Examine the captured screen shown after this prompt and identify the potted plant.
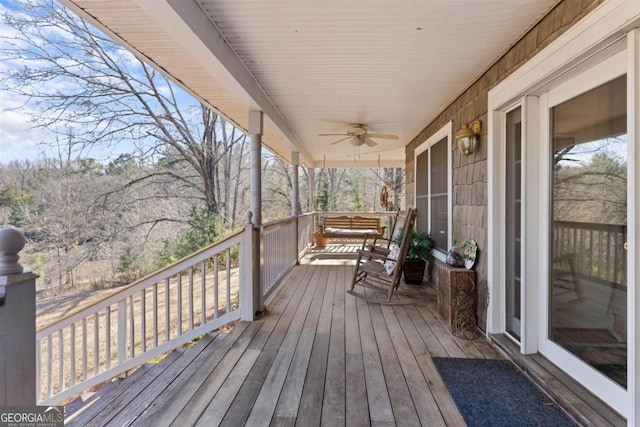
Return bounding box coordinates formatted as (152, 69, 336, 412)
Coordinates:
(394, 227, 435, 284)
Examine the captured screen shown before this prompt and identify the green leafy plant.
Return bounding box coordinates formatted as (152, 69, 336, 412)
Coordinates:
(393, 227, 435, 262)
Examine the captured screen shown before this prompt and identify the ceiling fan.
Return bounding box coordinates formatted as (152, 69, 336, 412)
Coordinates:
(319, 124, 399, 147)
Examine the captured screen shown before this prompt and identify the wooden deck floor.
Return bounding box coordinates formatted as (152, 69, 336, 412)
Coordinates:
(66, 245, 503, 426)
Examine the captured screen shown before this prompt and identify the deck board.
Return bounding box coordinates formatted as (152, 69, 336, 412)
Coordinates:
(320, 265, 346, 426)
(270, 266, 327, 427)
(356, 291, 395, 424)
(368, 297, 422, 426)
(344, 266, 370, 427)
(245, 265, 322, 426)
(69, 246, 510, 426)
(381, 305, 446, 427)
(213, 264, 317, 427)
(295, 263, 334, 426)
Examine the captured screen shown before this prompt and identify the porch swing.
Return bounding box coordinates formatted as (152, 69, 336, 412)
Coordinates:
(347, 208, 417, 304)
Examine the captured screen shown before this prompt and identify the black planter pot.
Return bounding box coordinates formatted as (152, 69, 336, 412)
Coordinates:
(403, 259, 426, 284)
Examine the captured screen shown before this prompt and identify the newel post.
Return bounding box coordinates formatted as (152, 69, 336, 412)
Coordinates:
(0, 227, 38, 405)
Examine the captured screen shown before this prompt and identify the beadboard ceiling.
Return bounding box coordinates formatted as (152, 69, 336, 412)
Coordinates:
(61, 0, 559, 167)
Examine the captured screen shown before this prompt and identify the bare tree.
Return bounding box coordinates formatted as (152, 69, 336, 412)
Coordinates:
(1, 0, 248, 227)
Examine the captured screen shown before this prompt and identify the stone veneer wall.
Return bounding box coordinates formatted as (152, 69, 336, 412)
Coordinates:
(405, 0, 603, 330)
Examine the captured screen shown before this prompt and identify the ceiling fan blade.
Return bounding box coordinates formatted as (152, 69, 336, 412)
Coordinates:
(366, 133, 398, 140)
(364, 138, 378, 147)
(319, 133, 349, 136)
(329, 136, 351, 145)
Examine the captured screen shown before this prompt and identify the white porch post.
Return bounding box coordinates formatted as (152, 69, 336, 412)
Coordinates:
(248, 110, 263, 317)
(308, 167, 315, 212)
(250, 111, 263, 227)
(291, 151, 300, 217)
(291, 152, 300, 263)
(0, 228, 37, 405)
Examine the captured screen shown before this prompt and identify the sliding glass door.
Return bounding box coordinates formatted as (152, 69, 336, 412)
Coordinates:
(548, 74, 627, 388)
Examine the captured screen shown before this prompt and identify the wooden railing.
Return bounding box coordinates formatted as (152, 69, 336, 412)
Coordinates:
(261, 217, 298, 300)
(35, 213, 316, 405)
(260, 213, 315, 302)
(554, 220, 627, 287)
(36, 231, 247, 405)
(297, 212, 314, 259)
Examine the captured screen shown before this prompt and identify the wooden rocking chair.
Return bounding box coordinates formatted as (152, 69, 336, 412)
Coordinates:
(347, 209, 417, 304)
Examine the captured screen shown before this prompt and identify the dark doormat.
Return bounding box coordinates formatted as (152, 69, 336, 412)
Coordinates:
(432, 358, 576, 427)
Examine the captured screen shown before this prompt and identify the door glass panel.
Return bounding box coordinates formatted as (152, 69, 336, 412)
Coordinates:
(506, 107, 522, 340)
(550, 75, 627, 388)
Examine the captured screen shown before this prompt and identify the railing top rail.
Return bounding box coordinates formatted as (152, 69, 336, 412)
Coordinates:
(36, 230, 244, 336)
(261, 216, 298, 230)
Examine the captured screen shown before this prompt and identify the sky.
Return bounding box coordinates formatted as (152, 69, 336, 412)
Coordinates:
(0, 0, 208, 165)
(0, 1, 58, 163)
(0, 0, 42, 163)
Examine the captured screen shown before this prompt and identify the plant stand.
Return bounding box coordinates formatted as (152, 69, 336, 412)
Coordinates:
(436, 262, 476, 327)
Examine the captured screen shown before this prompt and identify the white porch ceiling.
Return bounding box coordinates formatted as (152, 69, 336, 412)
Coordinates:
(61, 0, 559, 168)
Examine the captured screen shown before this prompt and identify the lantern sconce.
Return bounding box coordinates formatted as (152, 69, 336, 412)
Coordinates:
(455, 120, 482, 156)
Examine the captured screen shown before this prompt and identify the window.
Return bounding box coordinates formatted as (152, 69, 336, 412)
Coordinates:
(414, 123, 451, 254)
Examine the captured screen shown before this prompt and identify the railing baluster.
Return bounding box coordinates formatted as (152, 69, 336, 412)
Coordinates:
(93, 313, 99, 377)
(93, 312, 100, 375)
(70, 323, 76, 387)
(47, 335, 52, 398)
(153, 283, 158, 348)
(82, 318, 87, 382)
(36, 340, 41, 401)
(189, 266, 194, 331)
(177, 272, 182, 335)
(141, 289, 146, 353)
(214, 257, 219, 318)
(588, 230, 593, 276)
(118, 300, 126, 366)
(614, 233, 620, 284)
(58, 330, 64, 393)
(606, 232, 612, 283)
(597, 230, 603, 279)
(105, 306, 111, 370)
(201, 261, 207, 324)
(165, 278, 170, 342)
(226, 248, 231, 310)
(129, 295, 135, 359)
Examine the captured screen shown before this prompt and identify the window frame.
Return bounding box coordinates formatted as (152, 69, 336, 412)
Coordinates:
(413, 121, 452, 262)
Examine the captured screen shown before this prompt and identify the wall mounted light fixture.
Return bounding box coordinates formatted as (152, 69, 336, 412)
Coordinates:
(455, 120, 482, 156)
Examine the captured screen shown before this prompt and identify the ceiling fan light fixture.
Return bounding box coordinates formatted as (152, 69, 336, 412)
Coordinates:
(349, 136, 364, 146)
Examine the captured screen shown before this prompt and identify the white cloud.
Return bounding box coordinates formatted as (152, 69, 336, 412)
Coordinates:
(0, 91, 52, 162)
